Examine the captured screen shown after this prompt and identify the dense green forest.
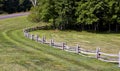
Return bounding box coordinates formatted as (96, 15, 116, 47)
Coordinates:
(29, 0, 120, 32)
(1, 0, 120, 32)
(0, 0, 32, 14)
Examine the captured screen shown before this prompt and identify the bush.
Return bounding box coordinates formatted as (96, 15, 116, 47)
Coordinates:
(28, 7, 41, 22)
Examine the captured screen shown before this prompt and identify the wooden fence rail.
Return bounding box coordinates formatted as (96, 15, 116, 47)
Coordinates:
(23, 27, 120, 67)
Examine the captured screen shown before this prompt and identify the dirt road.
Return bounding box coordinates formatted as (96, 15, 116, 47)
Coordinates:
(0, 12, 29, 20)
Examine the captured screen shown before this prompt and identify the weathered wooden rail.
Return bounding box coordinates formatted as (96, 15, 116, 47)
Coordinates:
(23, 26, 120, 67)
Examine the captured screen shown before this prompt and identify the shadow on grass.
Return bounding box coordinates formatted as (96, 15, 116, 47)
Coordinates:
(27, 25, 120, 35)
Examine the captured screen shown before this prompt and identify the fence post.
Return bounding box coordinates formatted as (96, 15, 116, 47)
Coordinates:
(62, 42, 65, 50)
(29, 34, 31, 39)
(96, 48, 100, 59)
(50, 39, 54, 46)
(36, 35, 39, 42)
(52, 39, 54, 46)
(76, 44, 80, 53)
(44, 36, 46, 42)
(42, 35, 46, 43)
(50, 39, 52, 46)
(42, 36, 44, 43)
(119, 51, 120, 67)
(25, 33, 28, 37)
(25, 32, 27, 37)
(27, 33, 30, 38)
(31, 34, 34, 40)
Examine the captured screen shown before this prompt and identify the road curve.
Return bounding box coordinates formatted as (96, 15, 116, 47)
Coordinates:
(0, 12, 29, 20)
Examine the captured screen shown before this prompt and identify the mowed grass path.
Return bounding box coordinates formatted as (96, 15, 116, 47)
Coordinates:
(31, 30, 120, 54)
(0, 16, 119, 71)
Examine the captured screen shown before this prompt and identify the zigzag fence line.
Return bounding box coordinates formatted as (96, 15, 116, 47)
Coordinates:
(23, 26, 120, 67)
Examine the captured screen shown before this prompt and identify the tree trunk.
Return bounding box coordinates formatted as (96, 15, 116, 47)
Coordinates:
(89, 25, 91, 30)
(60, 25, 63, 30)
(97, 23, 99, 32)
(108, 23, 111, 32)
(94, 23, 97, 32)
(53, 18, 56, 29)
(30, 0, 37, 7)
(82, 24, 84, 31)
(92, 24, 94, 31)
(116, 23, 118, 32)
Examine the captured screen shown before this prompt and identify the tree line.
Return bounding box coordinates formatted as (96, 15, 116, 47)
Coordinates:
(0, 0, 32, 14)
(30, 0, 119, 32)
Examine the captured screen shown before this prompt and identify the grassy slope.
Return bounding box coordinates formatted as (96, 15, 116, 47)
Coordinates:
(0, 16, 119, 71)
(30, 30, 120, 54)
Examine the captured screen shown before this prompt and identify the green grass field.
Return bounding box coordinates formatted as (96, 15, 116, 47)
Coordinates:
(0, 16, 120, 71)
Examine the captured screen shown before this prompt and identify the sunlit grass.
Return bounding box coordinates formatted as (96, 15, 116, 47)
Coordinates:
(30, 30, 120, 54)
(0, 16, 119, 71)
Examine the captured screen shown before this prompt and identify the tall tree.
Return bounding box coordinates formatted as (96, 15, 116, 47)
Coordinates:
(0, 0, 4, 13)
(29, 0, 120, 32)
(55, 0, 77, 30)
(30, 0, 37, 7)
(0, 0, 32, 14)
